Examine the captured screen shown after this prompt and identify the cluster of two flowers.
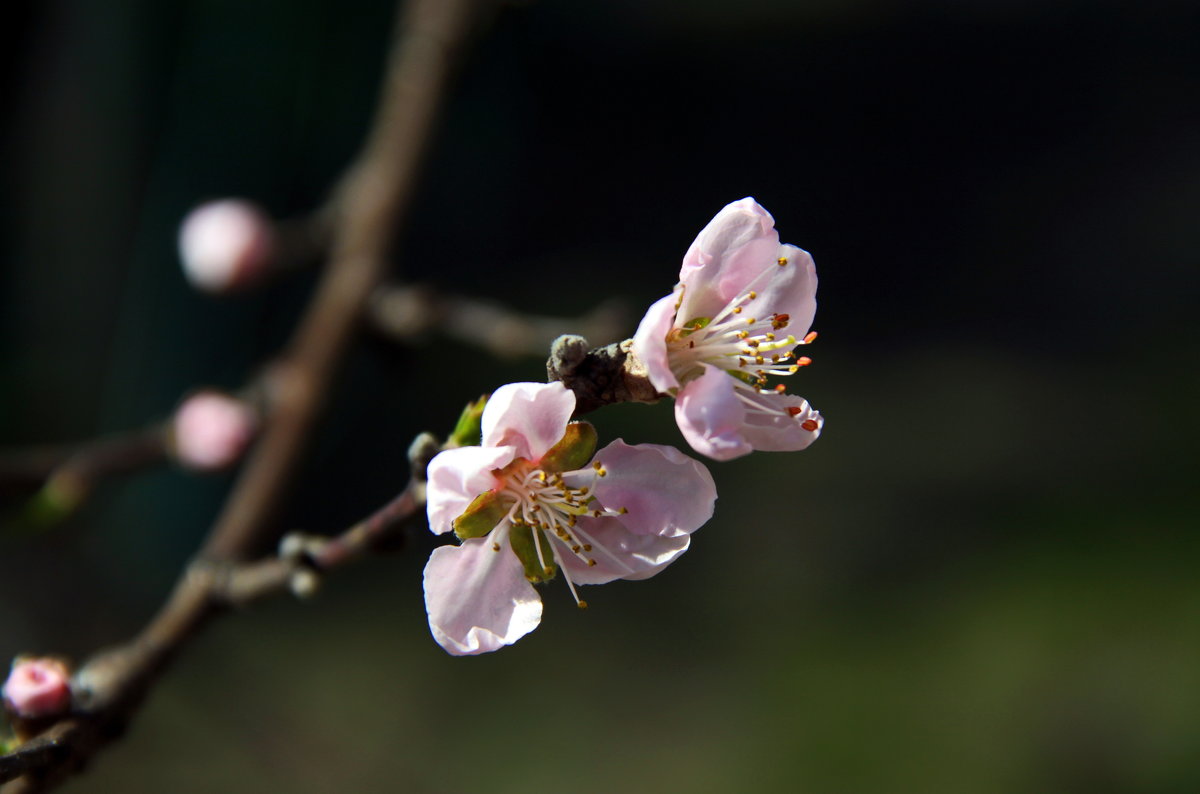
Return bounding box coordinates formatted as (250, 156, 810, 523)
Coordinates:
(424, 198, 824, 655)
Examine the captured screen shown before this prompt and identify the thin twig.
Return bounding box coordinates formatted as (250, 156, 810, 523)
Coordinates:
(201, 0, 477, 563)
(0, 0, 479, 789)
(0, 427, 167, 507)
(367, 283, 630, 358)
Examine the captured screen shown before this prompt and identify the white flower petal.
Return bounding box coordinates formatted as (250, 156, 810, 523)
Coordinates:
(677, 198, 781, 322)
(588, 440, 716, 537)
(481, 382, 576, 462)
(741, 243, 818, 337)
(738, 391, 823, 452)
(423, 537, 543, 656)
(674, 364, 753, 460)
(631, 293, 681, 394)
(556, 517, 691, 585)
(425, 445, 516, 535)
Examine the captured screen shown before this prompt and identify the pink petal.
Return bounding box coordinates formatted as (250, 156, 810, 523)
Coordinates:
(425, 445, 516, 535)
(555, 517, 691, 585)
(423, 537, 543, 656)
(677, 198, 781, 322)
(674, 364, 753, 461)
(738, 391, 824, 452)
(587, 440, 716, 537)
(741, 243, 818, 338)
(630, 293, 681, 394)
(481, 382, 576, 462)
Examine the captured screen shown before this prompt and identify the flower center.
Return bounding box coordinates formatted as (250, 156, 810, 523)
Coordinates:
(666, 289, 814, 394)
(492, 460, 628, 608)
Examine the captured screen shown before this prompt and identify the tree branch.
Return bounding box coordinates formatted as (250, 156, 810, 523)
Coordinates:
(0, 0, 480, 789)
(201, 0, 477, 562)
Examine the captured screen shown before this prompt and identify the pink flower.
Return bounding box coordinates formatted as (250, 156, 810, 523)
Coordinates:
(178, 199, 276, 293)
(632, 198, 824, 461)
(423, 382, 716, 655)
(172, 391, 258, 471)
(3, 658, 71, 719)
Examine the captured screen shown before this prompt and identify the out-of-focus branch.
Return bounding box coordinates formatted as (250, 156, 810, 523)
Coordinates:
(0, 428, 167, 513)
(0, 434, 438, 793)
(367, 284, 630, 358)
(201, 0, 477, 563)
(0, 0, 480, 789)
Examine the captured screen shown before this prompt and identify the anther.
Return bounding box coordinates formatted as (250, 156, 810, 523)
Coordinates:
(801, 419, 819, 431)
(772, 314, 790, 329)
(578, 600, 589, 609)
(775, 384, 787, 393)
(803, 331, 818, 344)
(786, 406, 804, 417)
(747, 290, 758, 299)
(492, 542, 501, 551)
(732, 307, 743, 314)
(777, 257, 788, 266)
(796, 356, 812, 367)
(586, 560, 597, 567)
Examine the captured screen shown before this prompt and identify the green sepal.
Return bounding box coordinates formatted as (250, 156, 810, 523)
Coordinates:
(452, 490, 511, 540)
(678, 316, 711, 336)
(727, 369, 760, 386)
(448, 395, 488, 449)
(509, 524, 557, 583)
(539, 421, 598, 474)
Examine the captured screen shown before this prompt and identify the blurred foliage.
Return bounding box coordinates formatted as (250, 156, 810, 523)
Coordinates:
(2, 0, 1198, 791)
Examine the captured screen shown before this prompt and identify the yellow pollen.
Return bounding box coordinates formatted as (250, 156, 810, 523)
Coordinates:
(746, 317, 757, 325)
(578, 600, 589, 608)
(492, 542, 501, 551)
(582, 544, 592, 551)
(777, 257, 788, 266)
(766, 333, 775, 340)
(572, 545, 581, 553)
(755, 355, 765, 365)
(543, 565, 554, 576)
(737, 331, 749, 339)
(619, 507, 628, 514)
(586, 560, 597, 567)
(748, 290, 758, 299)
(732, 306, 743, 314)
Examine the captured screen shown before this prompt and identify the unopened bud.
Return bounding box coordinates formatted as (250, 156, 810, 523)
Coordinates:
(179, 199, 276, 292)
(172, 391, 258, 471)
(3, 658, 71, 719)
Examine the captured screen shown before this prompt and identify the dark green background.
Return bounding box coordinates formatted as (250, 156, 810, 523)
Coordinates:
(2, 0, 1198, 791)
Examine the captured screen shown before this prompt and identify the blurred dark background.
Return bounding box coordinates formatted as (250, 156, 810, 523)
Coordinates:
(3, 0, 1199, 791)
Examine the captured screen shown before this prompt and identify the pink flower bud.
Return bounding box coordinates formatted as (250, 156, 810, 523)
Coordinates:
(3, 658, 71, 719)
(172, 391, 258, 471)
(178, 199, 276, 292)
